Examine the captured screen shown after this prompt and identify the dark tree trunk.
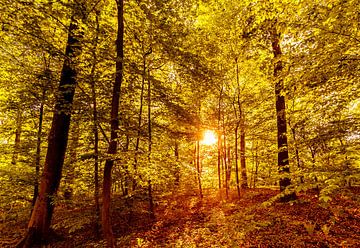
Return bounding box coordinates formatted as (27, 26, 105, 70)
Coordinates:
(239, 116, 248, 189)
(290, 126, 303, 183)
(217, 87, 223, 190)
(254, 146, 259, 188)
(148, 180, 155, 219)
(17, 14, 83, 248)
(133, 50, 150, 191)
(123, 124, 130, 196)
(196, 140, 203, 199)
(90, 10, 101, 230)
(32, 95, 44, 206)
(148, 68, 152, 155)
(217, 133, 222, 190)
(223, 134, 229, 198)
(271, 23, 296, 202)
(226, 146, 231, 189)
(174, 139, 180, 186)
(147, 68, 155, 219)
(235, 59, 248, 189)
(102, 0, 124, 247)
(310, 147, 319, 190)
(234, 125, 240, 198)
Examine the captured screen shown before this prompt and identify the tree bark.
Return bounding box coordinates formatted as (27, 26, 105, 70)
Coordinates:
(174, 139, 180, 186)
(17, 13, 83, 248)
(234, 125, 240, 198)
(32, 91, 45, 206)
(147, 68, 155, 219)
(235, 59, 248, 189)
(134, 50, 151, 190)
(270, 23, 296, 202)
(101, 0, 124, 246)
(227, 146, 231, 190)
(223, 134, 228, 198)
(90, 9, 101, 235)
(240, 116, 248, 189)
(196, 140, 203, 199)
(217, 87, 223, 190)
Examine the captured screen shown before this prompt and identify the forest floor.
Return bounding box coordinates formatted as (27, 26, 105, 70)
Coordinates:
(1, 187, 360, 247)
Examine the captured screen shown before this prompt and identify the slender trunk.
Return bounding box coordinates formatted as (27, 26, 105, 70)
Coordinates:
(133, 55, 147, 191)
(102, 1, 124, 246)
(222, 94, 226, 191)
(123, 130, 130, 196)
(32, 95, 45, 206)
(12, 110, 22, 165)
(147, 68, 155, 219)
(240, 115, 248, 189)
(196, 140, 203, 199)
(310, 147, 319, 189)
(223, 134, 228, 198)
(227, 146, 231, 191)
(271, 23, 296, 202)
(133, 50, 151, 190)
(148, 179, 155, 219)
(235, 59, 248, 189)
(90, 10, 101, 230)
(254, 152, 259, 188)
(235, 126, 240, 198)
(291, 127, 303, 183)
(17, 13, 83, 248)
(194, 143, 197, 183)
(217, 87, 223, 190)
(148, 68, 152, 155)
(174, 140, 180, 186)
(254, 144, 259, 188)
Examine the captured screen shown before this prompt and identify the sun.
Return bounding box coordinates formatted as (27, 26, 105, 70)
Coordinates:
(201, 130, 217, 145)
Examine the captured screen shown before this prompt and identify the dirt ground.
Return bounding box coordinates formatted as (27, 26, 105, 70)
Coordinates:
(1, 188, 359, 247)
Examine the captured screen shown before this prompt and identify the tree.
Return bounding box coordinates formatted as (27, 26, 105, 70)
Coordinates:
(101, 0, 124, 246)
(270, 22, 297, 201)
(17, 5, 85, 247)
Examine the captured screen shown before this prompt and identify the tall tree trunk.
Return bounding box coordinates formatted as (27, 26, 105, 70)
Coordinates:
(196, 140, 203, 199)
(102, 0, 124, 246)
(11, 109, 22, 165)
(227, 146, 231, 192)
(217, 133, 222, 191)
(17, 13, 83, 248)
(310, 147, 319, 190)
(147, 68, 152, 155)
(174, 139, 180, 186)
(254, 143, 259, 188)
(290, 126, 303, 183)
(223, 134, 228, 198)
(134, 50, 151, 190)
(90, 10, 101, 231)
(147, 68, 155, 219)
(235, 58, 248, 189)
(270, 23, 296, 202)
(217, 87, 223, 190)
(123, 124, 130, 196)
(133, 58, 146, 191)
(32, 92, 45, 206)
(234, 125, 240, 198)
(193, 143, 198, 184)
(239, 115, 248, 189)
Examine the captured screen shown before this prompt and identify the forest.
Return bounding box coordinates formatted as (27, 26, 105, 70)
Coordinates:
(0, 0, 359, 247)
